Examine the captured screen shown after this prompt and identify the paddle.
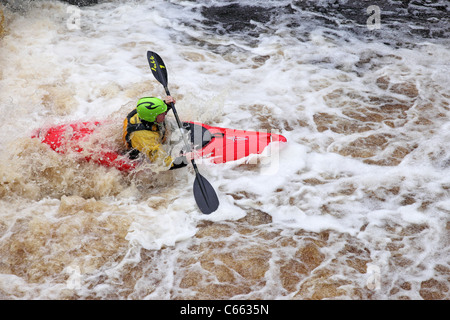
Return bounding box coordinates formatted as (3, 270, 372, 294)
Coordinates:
(147, 51, 219, 215)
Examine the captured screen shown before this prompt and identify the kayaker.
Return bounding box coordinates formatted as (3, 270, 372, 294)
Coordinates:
(123, 96, 187, 170)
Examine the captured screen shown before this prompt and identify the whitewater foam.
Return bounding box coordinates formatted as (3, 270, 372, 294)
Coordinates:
(0, 0, 448, 300)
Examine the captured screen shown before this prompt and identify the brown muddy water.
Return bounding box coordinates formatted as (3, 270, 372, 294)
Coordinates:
(0, 0, 449, 300)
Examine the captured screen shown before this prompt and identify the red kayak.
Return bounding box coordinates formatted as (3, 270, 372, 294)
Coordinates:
(31, 121, 287, 172)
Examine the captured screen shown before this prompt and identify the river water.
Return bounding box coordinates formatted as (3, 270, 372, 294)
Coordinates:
(0, 0, 449, 299)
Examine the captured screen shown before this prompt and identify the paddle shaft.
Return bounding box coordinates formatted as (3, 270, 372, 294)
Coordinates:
(163, 86, 200, 174)
(164, 87, 216, 214)
(147, 51, 219, 214)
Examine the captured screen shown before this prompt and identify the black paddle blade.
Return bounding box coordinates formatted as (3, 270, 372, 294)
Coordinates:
(147, 51, 168, 88)
(193, 174, 219, 215)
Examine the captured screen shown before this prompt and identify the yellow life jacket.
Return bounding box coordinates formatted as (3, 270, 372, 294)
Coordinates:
(122, 109, 168, 160)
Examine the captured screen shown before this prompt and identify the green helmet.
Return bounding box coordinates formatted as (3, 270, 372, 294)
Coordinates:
(136, 97, 168, 122)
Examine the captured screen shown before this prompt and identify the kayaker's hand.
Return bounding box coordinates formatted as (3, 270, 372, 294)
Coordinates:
(164, 96, 176, 105)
